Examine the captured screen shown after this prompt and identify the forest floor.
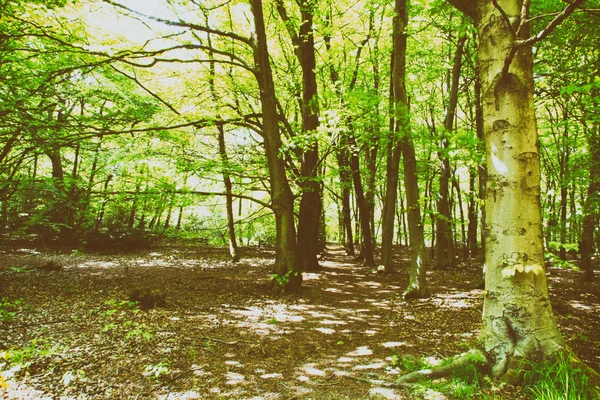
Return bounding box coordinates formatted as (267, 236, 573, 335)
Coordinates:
(0, 238, 599, 400)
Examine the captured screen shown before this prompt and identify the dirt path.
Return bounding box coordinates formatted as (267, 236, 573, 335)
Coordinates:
(1, 241, 599, 399)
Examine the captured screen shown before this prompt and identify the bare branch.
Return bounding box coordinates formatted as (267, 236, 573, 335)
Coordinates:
(502, 0, 586, 77)
(110, 66, 181, 115)
(515, 0, 586, 48)
(102, 0, 255, 49)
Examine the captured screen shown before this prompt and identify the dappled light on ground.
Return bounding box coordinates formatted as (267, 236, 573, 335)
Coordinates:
(0, 243, 598, 399)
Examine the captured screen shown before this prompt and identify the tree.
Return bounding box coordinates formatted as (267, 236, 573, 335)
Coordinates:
(395, 0, 429, 298)
(434, 28, 466, 270)
(252, 0, 302, 292)
(412, 0, 584, 379)
(275, 0, 322, 272)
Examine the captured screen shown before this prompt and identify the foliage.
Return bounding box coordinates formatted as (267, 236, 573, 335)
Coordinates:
(387, 353, 496, 399)
(271, 270, 300, 287)
(388, 353, 427, 373)
(0, 338, 64, 383)
(0, 298, 24, 321)
(93, 298, 155, 341)
(144, 361, 170, 379)
(521, 352, 599, 400)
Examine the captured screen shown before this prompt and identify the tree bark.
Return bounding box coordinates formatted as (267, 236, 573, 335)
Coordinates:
(339, 148, 355, 256)
(394, 0, 428, 299)
(381, 21, 406, 271)
(252, 0, 301, 292)
(348, 132, 376, 267)
(581, 127, 599, 281)
(434, 34, 465, 269)
(471, 0, 565, 379)
(218, 124, 240, 262)
(294, 0, 321, 272)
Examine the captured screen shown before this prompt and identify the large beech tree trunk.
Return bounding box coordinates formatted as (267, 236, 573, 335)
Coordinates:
(448, 0, 566, 379)
(252, 0, 301, 292)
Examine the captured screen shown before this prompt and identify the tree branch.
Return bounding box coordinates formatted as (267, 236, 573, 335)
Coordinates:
(91, 190, 272, 210)
(102, 0, 255, 48)
(491, 0, 517, 39)
(110, 66, 181, 115)
(515, 0, 586, 48)
(444, 0, 477, 20)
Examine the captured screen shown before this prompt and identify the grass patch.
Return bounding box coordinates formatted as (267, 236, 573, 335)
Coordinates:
(522, 352, 599, 400)
(388, 352, 504, 399)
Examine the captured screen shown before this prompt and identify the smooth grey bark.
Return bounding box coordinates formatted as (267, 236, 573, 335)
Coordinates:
(445, 0, 568, 379)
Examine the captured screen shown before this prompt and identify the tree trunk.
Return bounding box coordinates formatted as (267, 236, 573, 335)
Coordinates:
(474, 0, 565, 379)
(349, 132, 376, 267)
(339, 149, 355, 256)
(581, 128, 599, 281)
(252, 0, 301, 292)
(453, 175, 467, 259)
(218, 124, 240, 262)
(467, 169, 478, 257)
(435, 34, 465, 269)
(176, 205, 184, 230)
(381, 20, 407, 271)
(128, 179, 141, 231)
(95, 174, 113, 230)
(395, 0, 428, 299)
(163, 202, 173, 230)
(398, 178, 408, 246)
(295, 0, 321, 272)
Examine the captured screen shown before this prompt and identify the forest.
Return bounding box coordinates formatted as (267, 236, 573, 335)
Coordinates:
(0, 0, 599, 398)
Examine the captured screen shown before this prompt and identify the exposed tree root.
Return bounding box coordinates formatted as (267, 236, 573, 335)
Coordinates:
(391, 349, 488, 386)
(402, 286, 429, 300)
(389, 348, 600, 398)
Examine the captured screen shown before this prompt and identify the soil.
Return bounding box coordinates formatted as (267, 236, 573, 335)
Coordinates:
(0, 239, 599, 399)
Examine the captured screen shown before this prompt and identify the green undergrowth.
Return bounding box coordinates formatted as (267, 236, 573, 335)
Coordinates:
(389, 352, 503, 399)
(388, 351, 599, 399)
(1, 337, 65, 385)
(521, 352, 600, 400)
